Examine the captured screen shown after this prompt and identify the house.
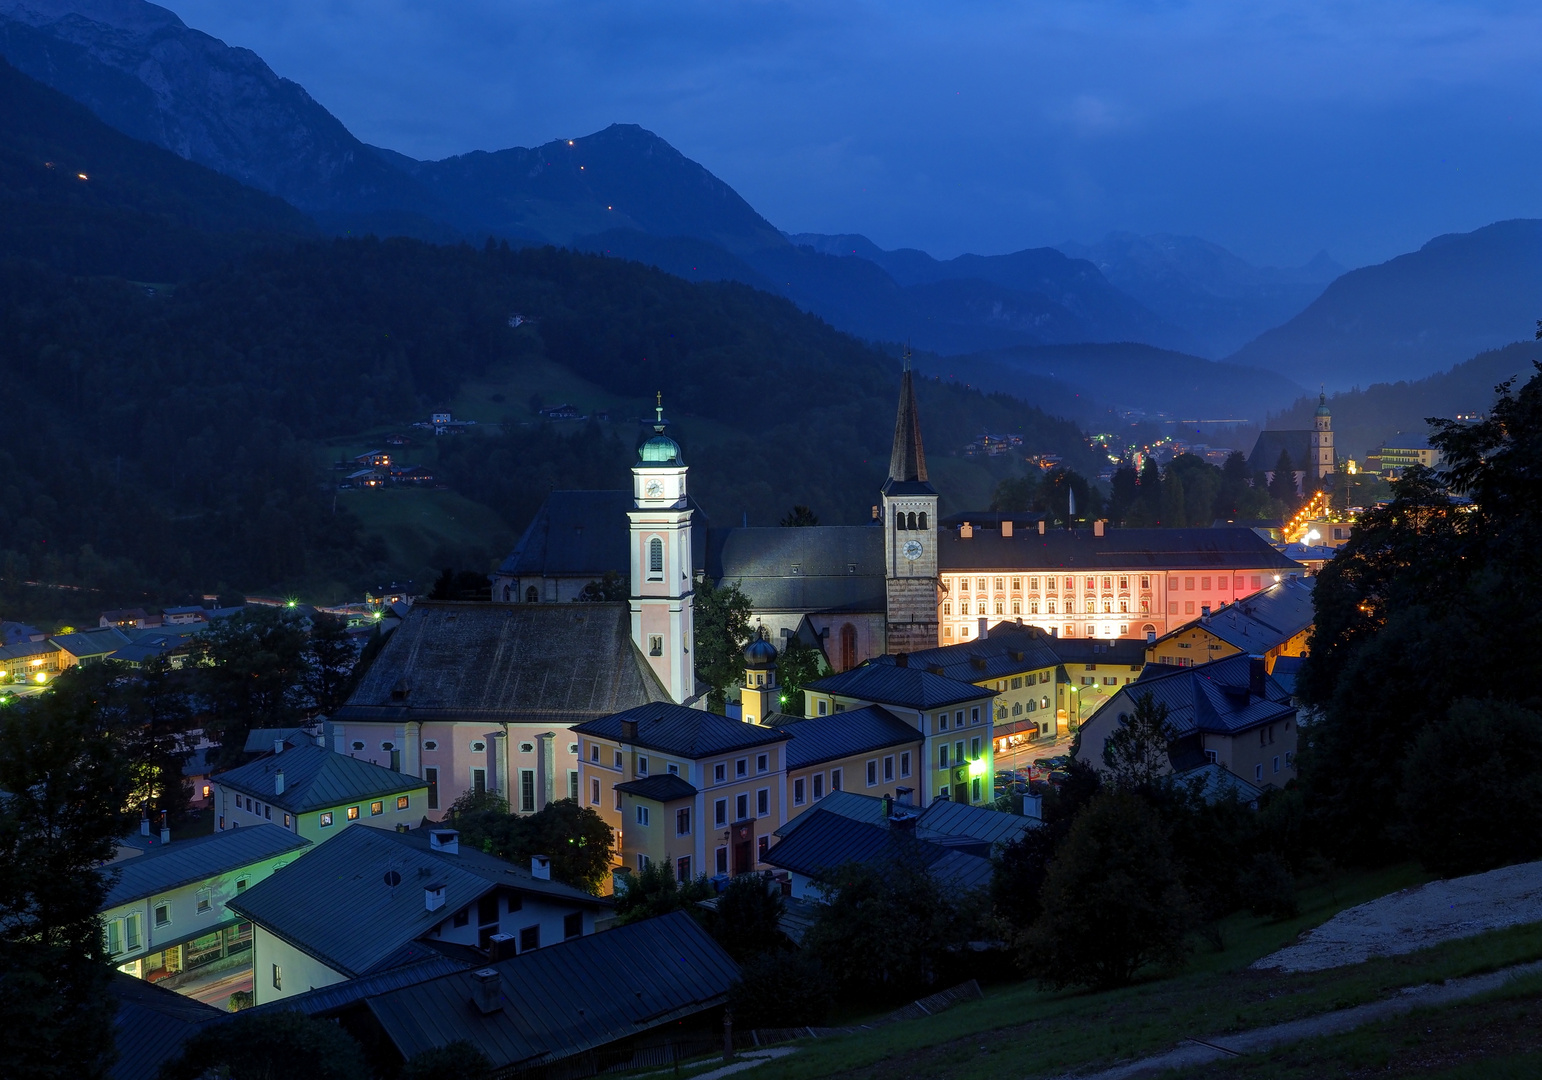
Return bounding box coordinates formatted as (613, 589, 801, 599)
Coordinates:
(210, 743, 427, 842)
(0, 638, 62, 684)
(101, 824, 310, 989)
(333, 601, 669, 818)
(802, 660, 998, 806)
(1076, 654, 1299, 790)
(388, 464, 435, 485)
(538, 402, 583, 420)
(1, 619, 45, 645)
(161, 607, 209, 627)
(108, 973, 224, 1080)
(762, 806, 994, 900)
(228, 824, 611, 1005)
(777, 706, 924, 820)
(575, 702, 790, 881)
(354, 450, 392, 468)
(336, 911, 736, 1076)
(773, 788, 1038, 855)
(105, 632, 196, 670)
(1046, 636, 1147, 726)
(241, 727, 314, 756)
(344, 467, 384, 488)
(1145, 576, 1314, 672)
(1371, 433, 1442, 476)
(52, 626, 132, 668)
(101, 608, 159, 630)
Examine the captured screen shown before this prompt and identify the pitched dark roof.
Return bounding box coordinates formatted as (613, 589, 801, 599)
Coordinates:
(1270, 655, 1305, 696)
(213, 744, 424, 814)
(886, 366, 932, 488)
(871, 622, 1062, 683)
(777, 705, 922, 769)
(806, 663, 994, 711)
(245, 955, 469, 1018)
(228, 825, 605, 979)
(495, 490, 631, 578)
(615, 774, 698, 801)
(102, 824, 310, 909)
(242, 727, 311, 754)
(109, 972, 224, 1080)
(1247, 430, 1313, 474)
(336, 602, 670, 726)
(762, 808, 993, 891)
(937, 526, 1302, 573)
(50, 626, 130, 657)
(1046, 636, 1147, 668)
(1151, 577, 1315, 654)
(362, 911, 739, 1070)
(706, 526, 885, 613)
(1106, 654, 1294, 738)
(574, 702, 787, 758)
(774, 790, 1034, 848)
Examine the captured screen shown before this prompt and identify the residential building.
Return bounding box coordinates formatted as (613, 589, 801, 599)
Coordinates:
(1371, 433, 1442, 476)
(1046, 636, 1148, 728)
(160, 606, 209, 627)
(773, 788, 1038, 855)
(1076, 653, 1299, 789)
(333, 601, 669, 817)
(0, 637, 62, 683)
(210, 742, 426, 842)
(574, 702, 790, 881)
(52, 626, 132, 668)
(101, 824, 310, 989)
(100, 608, 158, 630)
(229, 824, 609, 1004)
(1145, 576, 1314, 672)
(803, 660, 997, 806)
(779, 706, 925, 819)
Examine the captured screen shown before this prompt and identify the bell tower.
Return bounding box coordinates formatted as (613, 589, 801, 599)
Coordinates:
(628, 395, 695, 703)
(1310, 388, 1335, 480)
(882, 355, 940, 653)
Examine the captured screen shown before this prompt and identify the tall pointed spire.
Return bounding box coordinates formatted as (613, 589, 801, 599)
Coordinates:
(888, 348, 929, 485)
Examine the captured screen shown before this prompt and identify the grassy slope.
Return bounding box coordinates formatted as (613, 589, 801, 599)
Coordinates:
(753, 864, 1542, 1080)
(338, 488, 511, 585)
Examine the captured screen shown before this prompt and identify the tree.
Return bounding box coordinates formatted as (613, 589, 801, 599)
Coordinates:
(120, 657, 194, 824)
(1107, 465, 1139, 525)
(577, 570, 627, 602)
(1159, 466, 1186, 526)
(694, 578, 753, 713)
(428, 568, 491, 602)
(0, 669, 135, 1080)
(1268, 449, 1298, 507)
(711, 872, 787, 962)
(728, 952, 834, 1028)
(160, 1009, 370, 1080)
(450, 796, 615, 894)
(191, 607, 310, 766)
(1023, 792, 1192, 989)
(990, 824, 1062, 935)
(305, 612, 357, 715)
(773, 637, 824, 717)
(989, 475, 1037, 513)
(400, 1041, 492, 1080)
(612, 861, 713, 925)
(1101, 692, 1176, 792)
(779, 505, 819, 527)
(1399, 699, 1542, 877)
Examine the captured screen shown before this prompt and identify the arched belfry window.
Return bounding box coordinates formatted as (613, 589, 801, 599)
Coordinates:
(895, 514, 906, 532)
(524, 586, 539, 603)
(648, 537, 664, 579)
(907, 512, 917, 530)
(918, 512, 927, 530)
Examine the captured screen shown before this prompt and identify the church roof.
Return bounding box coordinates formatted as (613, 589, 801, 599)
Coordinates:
(707, 526, 885, 614)
(336, 602, 670, 726)
(937, 526, 1302, 572)
(886, 366, 933, 492)
(1247, 431, 1313, 474)
(496, 490, 708, 582)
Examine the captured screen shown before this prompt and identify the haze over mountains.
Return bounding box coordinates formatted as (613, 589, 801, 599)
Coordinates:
(4, 0, 1542, 421)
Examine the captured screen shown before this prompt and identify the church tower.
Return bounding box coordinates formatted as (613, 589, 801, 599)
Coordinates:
(883, 357, 940, 653)
(628, 396, 695, 703)
(1310, 389, 1335, 480)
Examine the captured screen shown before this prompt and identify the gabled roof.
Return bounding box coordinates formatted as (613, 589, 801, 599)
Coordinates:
(336, 602, 670, 726)
(109, 973, 224, 1080)
(0, 638, 56, 662)
(937, 526, 1302, 573)
(362, 911, 739, 1070)
(807, 662, 994, 711)
(706, 526, 885, 614)
(777, 705, 922, 769)
(212, 744, 424, 814)
(615, 774, 698, 801)
(574, 702, 787, 758)
(763, 807, 993, 891)
(241, 727, 312, 754)
(774, 790, 1034, 849)
(496, 490, 632, 578)
(1152, 577, 1314, 655)
(245, 956, 469, 1019)
(1047, 636, 1147, 668)
(1247, 430, 1313, 474)
(1270, 655, 1305, 696)
(1110, 654, 1294, 738)
(871, 623, 1061, 684)
(103, 824, 310, 909)
(50, 626, 130, 657)
(1173, 762, 1264, 805)
(228, 825, 605, 980)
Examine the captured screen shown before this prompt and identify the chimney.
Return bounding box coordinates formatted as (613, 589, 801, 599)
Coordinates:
(894, 652, 908, 668)
(487, 933, 517, 962)
(531, 855, 551, 880)
(429, 829, 460, 855)
(620, 717, 638, 740)
(883, 794, 893, 819)
(1038, 520, 1046, 535)
(1146, 628, 1157, 644)
(316, 733, 326, 748)
(895, 786, 914, 807)
(1021, 793, 1043, 821)
(274, 738, 284, 756)
(1094, 519, 1105, 537)
(1002, 519, 1013, 537)
(1248, 655, 1267, 698)
(140, 817, 150, 837)
(978, 617, 988, 641)
(274, 771, 285, 796)
(960, 522, 973, 538)
(334, 733, 346, 754)
(471, 968, 504, 1015)
(159, 825, 171, 845)
(424, 882, 447, 912)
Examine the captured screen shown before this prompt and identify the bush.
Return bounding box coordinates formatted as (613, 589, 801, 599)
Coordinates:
(226, 990, 253, 1012)
(1239, 852, 1299, 920)
(711, 873, 786, 963)
(159, 1010, 369, 1080)
(400, 1040, 492, 1080)
(728, 953, 834, 1028)
(1022, 792, 1192, 990)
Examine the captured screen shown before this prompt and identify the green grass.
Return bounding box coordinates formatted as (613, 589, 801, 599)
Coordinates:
(340, 488, 513, 581)
(763, 865, 1542, 1080)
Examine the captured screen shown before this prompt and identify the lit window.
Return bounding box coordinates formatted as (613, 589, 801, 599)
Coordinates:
(370, 801, 384, 816)
(319, 812, 334, 828)
(347, 806, 360, 821)
(397, 795, 409, 810)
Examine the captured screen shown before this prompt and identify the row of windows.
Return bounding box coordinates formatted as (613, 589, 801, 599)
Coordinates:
(946, 599, 1151, 616)
(949, 575, 1152, 592)
(318, 796, 410, 828)
(945, 623, 1146, 641)
(946, 574, 1269, 593)
(660, 838, 772, 880)
(232, 794, 291, 828)
(586, 744, 775, 785)
(933, 707, 983, 732)
(937, 738, 983, 770)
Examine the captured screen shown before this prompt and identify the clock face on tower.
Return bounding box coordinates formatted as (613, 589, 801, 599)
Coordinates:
(903, 539, 924, 561)
(645, 479, 663, 498)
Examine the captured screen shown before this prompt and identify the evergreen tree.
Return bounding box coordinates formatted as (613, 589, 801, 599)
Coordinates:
(192, 607, 311, 766)
(711, 872, 788, 962)
(1107, 464, 1139, 524)
(773, 637, 824, 717)
(779, 505, 819, 527)
(305, 612, 357, 715)
(1268, 449, 1298, 506)
(1101, 692, 1176, 792)
(161, 1010, 369, 1080)
(1159, 467, 1186, 526)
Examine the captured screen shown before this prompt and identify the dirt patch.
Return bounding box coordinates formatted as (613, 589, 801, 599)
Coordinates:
(1253, 861, 1542, 973)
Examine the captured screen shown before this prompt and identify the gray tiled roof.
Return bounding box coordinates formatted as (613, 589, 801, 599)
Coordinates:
(807, 663, 995, 710)
(774, 790, 1034, 848)
(241, 727, 312, 754)
(50, 626, 130, 657)
(777, 705, 922, 769)
(335, 602, 670, 726)
(1046, 636, 1147, 668)
(763, 807, 993, 891)
(496, 490, 632, 578)
(1270, 655, 1304, 696)
(871, 623, 1062, 683)
(615, 774, 698, 801)
(102, 824, 310, 909)
(363, 911, 739, 1071)
(574, 702, 788, 758)
(707, 526, 886, 613)
(1109, 654, 1294, 738)
(244, 955, 469, 1018)
(110, 973, 225, 1080)
(1153, 577, 1315, 654)
(938, 527, 1302, 572)
(228, 824, 605, 979)
(212, 744, 424, 814)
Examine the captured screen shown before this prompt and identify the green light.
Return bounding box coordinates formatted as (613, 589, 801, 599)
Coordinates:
(968, 758, 987, 777)
(286, 600, 297, 608)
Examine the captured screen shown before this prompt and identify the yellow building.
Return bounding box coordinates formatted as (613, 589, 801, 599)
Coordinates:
(778, 706, 924, 814)
(1145, 576, 1313, 674)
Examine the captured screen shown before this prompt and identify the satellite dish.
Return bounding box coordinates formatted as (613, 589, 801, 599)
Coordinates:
(384, 870, 402, 887)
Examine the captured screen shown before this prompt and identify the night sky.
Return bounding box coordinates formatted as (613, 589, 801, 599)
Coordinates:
(172, 1, 1542, 267)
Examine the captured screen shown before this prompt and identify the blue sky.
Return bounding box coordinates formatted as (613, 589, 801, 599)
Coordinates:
(171, 1, 1542, 267)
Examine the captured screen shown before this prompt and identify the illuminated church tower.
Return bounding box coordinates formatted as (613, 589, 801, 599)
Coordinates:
(882, 357, 940, 653)
(1310, 390, 1335, 480)
(628, 396, 695, 702)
